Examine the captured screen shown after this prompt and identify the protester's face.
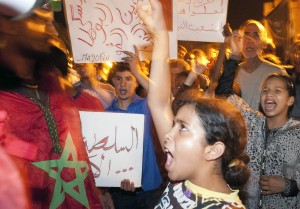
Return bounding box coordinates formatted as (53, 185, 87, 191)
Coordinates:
(260, 77, 294, 118)
(164, 104, 207, 182)
(112, 71, 138, 101)
(74, 63, 97, 79)
(290, 42, 300, 66)
(242, 23, 264, 59)
(178, 49, 186, 60)
(173, 74, 188, 95)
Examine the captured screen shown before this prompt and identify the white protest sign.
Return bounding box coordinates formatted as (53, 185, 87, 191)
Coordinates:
(79, 111, 144, 187)
(177, 0, 229, 42)
(64, 0, 177, 63)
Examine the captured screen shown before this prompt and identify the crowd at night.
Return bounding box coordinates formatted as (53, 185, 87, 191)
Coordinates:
(0, 0, 299, 209)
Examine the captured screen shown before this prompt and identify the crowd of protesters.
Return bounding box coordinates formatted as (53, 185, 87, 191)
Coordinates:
(0, 0, 299, 209)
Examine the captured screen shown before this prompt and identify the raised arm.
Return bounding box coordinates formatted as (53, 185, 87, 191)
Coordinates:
(207, 24, 243, 96)
(122, 45, 150, 92)
(137, 0, 173, 148)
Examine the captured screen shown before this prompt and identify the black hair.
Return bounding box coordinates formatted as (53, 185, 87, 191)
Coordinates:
(108, 62, 131, 81)
(0, 66, 23, 90)
(0, 46, 68, 90)
(265, 72, 295, 97)
(172, 96, 250, 202)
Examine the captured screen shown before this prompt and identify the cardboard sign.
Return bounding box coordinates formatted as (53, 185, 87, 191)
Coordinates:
(177, 0, 229, 42)
(64, 0, 177, 63)
(79, 111, 144, 187)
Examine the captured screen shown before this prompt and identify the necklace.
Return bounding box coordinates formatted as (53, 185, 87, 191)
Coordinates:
(21, 83, 40, 99)
(22, 83, 38, 88)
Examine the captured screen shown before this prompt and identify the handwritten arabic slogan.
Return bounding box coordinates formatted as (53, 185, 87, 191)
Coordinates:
(79, 111, 144, 187)
(178, 0, 229, 42)
(64, 0, 177, 63)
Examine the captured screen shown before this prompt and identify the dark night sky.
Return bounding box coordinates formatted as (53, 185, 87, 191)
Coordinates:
(227, 0, 264, 30)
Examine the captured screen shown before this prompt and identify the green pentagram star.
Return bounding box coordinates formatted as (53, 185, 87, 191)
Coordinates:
(32, 132, 90, 209)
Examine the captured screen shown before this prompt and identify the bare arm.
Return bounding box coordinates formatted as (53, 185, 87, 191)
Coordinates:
(137, 0, 173, 148)
(122, 45, 150, 92)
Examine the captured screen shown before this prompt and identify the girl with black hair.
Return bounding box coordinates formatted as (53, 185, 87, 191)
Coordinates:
(137, 0, 250, 208)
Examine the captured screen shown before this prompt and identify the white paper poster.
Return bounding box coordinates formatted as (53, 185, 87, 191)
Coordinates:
(177, 0, 229, 42)
(79, 111, 144, 187)
(64, 0, 177, 63)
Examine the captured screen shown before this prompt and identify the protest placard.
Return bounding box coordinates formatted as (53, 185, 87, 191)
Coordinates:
(177, 0, 229, 42)
(79, 111, 144, 187)
(64, 0, 177, 63)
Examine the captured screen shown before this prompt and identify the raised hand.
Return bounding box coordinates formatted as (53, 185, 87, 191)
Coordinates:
(122, 45, 150, 91)
(138, 0, 171, 148)
(122, 45, 141, 75)
(230, 30, 242, 56)
(222, 23, 233, 42)
(191, 58, 207, 75)
(223, 24, 242, 56)
(136, 0, 167, 36)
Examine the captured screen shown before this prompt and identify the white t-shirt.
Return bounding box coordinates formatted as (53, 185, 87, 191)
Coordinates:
(235, 60, 285, 110)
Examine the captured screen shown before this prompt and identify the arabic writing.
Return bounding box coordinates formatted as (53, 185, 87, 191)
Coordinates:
(177, 0, 228, 42)
(66, 0, 153, 62)
(178, 20, 217, 32)
(84, 126, 139, 179)
(178, 0, 224, 16)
